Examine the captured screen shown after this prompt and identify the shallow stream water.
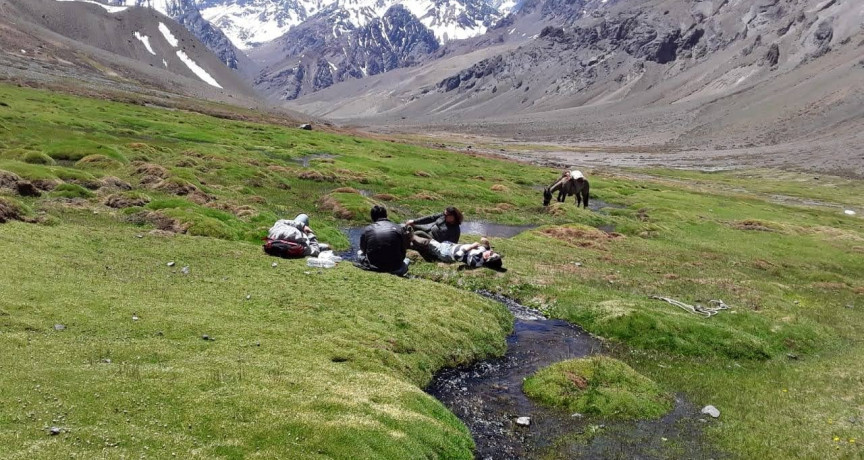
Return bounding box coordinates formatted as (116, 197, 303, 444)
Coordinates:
(427, 292, 721, 460)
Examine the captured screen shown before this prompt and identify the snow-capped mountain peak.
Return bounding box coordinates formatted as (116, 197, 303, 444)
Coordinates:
(198, 0, 505, 50)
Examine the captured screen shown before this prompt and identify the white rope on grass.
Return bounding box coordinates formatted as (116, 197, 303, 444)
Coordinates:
(650, 296, 731, 317)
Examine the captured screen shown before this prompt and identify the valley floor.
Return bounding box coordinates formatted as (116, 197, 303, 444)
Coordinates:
(0, 84, 862, 458)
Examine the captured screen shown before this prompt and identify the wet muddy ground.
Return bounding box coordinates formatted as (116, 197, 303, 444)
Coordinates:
(426, 292, 723, 460)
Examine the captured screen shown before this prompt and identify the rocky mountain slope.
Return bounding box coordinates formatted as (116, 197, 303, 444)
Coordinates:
(246, 0, 509, 100)
(287, 0, 864, 175)
(109, 0, 250, 72)
(0, 0, 255, 101)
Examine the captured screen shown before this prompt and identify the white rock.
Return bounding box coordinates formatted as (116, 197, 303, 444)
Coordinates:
(845, 210, 856, 216)
(516, 416, 531, 426)
(181, 266, 190, 275)
(166, 261, 175, 267)
(132, 316, 139, 321)
(701, 405, 720, 418)
(272, 262, 278, 267)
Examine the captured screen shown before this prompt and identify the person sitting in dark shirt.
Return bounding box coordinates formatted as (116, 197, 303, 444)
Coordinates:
(356, 205, 411, 276)
(406, 206, 462, 244)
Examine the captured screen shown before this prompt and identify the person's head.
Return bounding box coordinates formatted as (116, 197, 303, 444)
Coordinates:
(444, 206, 463, 225)
(482, 251, 503, 270)
(543, 186, 553, 206)
(371, 205, 388, 221)
(294, 213, 310, 227)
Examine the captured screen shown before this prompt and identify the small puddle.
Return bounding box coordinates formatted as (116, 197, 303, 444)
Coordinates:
(426, 291, 721, 459)
(336, 227, 365, 262)
(589, 198, 624, 213)
(461, 221, 537, 238)
(291, 153, 338, 167)
(594, 224, 617, 234)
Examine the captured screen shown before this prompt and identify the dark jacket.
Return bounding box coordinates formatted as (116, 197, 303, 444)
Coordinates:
(412, 213, 460, 243)
(360, 218, 409, 272)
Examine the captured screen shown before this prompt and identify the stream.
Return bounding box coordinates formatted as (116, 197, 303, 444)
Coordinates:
(426, 292, 721, 459)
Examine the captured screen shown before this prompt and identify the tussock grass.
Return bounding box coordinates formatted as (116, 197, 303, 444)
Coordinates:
(50, 183, 94, 199)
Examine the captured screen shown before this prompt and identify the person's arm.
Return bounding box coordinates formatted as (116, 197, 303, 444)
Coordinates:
(454, 243, 480, 260)
(360, 228, 368, 252)
(411, 214, 442, 226)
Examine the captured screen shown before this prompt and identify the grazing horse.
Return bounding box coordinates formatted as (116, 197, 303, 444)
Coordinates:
(543, 174, 590, 208)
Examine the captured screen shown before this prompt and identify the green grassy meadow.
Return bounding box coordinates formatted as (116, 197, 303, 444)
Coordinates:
(1, 83, 863, 458)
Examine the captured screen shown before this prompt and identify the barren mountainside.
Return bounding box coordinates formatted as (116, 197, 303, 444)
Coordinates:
(0, 0, 255, 101)
(287, 0, 864, 174)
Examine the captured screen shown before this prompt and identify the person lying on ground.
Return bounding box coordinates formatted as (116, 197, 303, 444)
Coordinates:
(411, 234, 503, 269)
(265, 213, 322, 257)
(356, 205, 411, 276)
(406, 206, 463, 244)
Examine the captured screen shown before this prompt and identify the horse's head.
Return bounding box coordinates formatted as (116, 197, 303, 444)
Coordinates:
(542, 187, 552, 206)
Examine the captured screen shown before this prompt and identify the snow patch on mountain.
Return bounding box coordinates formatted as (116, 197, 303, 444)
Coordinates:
(158, 21, 179, 47)
(176, 50, 223, 87)
(133, 31, 157, 55)
(56, 0, 129, 13)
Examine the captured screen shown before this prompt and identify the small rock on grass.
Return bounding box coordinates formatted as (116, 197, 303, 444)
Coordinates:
(181, 266, 190, 275)
(516, 416, 531, 426)
(701, 405, 720, 418)
(167, 261, 175, 267)
(272, 262, 278, 268)
(54, 324, 65, 331)
(49, 427, 61, 435)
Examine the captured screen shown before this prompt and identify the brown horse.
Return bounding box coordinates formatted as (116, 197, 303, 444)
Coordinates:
(543, 175, 590, 208)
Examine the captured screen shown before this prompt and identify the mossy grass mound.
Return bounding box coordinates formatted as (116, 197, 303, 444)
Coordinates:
(523, 357, 672, 419)
(23, 151, 55, 165)
(44, 140, 126, 163)
(0, 196, 30, 222)
(50, 183, 94, 199)
(75, 154, 123, 169)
